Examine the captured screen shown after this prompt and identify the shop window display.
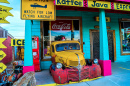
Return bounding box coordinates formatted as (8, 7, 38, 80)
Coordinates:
(121, 22, 130, 54)
(43, 20, 80, 59)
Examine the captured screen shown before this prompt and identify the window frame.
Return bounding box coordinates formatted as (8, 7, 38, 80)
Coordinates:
(40, 16, 83, 61)
(55, 43, 80, 52)
(119, 18, 130, 55)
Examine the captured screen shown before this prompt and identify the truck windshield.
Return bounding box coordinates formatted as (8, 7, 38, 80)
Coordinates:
(56, 43, 80, 52)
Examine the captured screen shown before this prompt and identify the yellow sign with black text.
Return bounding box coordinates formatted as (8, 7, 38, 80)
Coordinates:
(114, 3, 130, 11)
(88, 0, 111, 9)
(0, 5, 13, 23)
(21, 0, 56, 20)
(0, 50, 6, 61)
(0, 38, 7, 48)
(0, 63, 7, 73)
(96, 17, 110, 22)
(11, 39, 25, 46)
(0, 5, 13, 16)
(0, 0, 9, 4)
(0, 14, 10, 23)
(55, 0, 83, 7)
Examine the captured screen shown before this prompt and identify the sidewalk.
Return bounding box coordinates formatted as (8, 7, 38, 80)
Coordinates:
(35, 61, 130, 86)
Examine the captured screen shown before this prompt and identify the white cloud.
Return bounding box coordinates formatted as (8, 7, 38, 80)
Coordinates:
(0, 10, 25, 39)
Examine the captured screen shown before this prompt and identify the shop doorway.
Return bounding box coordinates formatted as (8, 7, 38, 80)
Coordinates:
(90, 30, 116, 62)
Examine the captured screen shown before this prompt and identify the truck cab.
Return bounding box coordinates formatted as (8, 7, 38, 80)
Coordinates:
(49, 41, 101, 84)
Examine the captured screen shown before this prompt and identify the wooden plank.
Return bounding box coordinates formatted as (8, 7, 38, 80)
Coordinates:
(113, 30, 116, 61)
(90, 30, 93, 59)
(40, 21, 44, 60)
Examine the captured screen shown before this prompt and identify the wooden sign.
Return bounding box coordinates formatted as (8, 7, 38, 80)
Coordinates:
(0, 38, 7, 48)
(95, 17, 111, 22)
(0, 0, 9, 4)
(87, 0, 111, 9)
(0, 50, 6, 61)
(55, 0, 84, 7)
(0, 63, 7, 73)
(94, 26, 111, 29)
(0, 5, 13, 23)
(11, 39, 25, 46)
(114, 2, 130, 11)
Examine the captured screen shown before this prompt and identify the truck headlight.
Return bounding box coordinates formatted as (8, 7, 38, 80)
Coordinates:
(94, 59, 98, 64)
(56, 63, 62, 69)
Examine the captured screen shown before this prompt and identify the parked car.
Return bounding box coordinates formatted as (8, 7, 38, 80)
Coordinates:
(49, 41, 101, 84)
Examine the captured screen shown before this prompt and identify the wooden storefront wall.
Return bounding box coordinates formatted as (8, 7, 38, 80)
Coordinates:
(30, 10, 130, 69)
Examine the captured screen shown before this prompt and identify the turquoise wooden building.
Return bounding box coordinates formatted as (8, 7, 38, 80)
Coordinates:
(23, 0, 130, 76)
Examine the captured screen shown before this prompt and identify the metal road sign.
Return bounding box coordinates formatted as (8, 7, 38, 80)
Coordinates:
(0, 63, 7, 73)
(21, 0, 56, 20)
(0, 38, 7, 48)
(0, 50, 6, 61)
(0, 0, 9, 4)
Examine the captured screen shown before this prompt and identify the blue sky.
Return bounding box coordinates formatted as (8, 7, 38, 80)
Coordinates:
(0, 0, 25, 39)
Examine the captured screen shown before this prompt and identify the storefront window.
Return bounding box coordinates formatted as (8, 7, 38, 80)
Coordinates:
(43, 20, 80, 59)
(121, 22, 130, 54)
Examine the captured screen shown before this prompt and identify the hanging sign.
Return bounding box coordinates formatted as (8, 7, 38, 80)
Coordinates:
(21, 0, 56, 20)
(51, 20, 72, 31)
(87, 0, 111, 9)
(95, 17, 111, 22)
(55, 0, 84, 7)
(11, 39, 25, 46)
(0, 50, 6, 61)
(114, 3, 130, 11)
(0, 38, 7, 48)
(0, 0, 9, 4)
(0, 63, 7, 73)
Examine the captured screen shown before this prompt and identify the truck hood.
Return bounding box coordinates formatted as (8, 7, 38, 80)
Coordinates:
(56, 51, 85, 67)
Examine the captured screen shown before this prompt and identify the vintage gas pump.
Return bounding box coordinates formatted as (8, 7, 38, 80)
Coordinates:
(32, 37, 40, 71)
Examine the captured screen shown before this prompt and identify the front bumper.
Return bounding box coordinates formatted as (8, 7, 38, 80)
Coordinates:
(51, 64, 101, 84)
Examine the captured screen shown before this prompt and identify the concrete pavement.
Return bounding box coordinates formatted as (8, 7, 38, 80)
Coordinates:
(35, 61, 130, 86)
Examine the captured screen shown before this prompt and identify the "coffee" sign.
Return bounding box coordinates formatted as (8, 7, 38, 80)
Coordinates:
(51, 20, 72, 31)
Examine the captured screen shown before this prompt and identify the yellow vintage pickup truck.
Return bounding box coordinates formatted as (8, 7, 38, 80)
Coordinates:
(49, 41, 101, 84)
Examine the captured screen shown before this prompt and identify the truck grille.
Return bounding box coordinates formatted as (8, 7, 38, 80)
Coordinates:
(68, 68, 79, 81)
(69, 60, 84, 66)
(80, 60, 84, 65)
